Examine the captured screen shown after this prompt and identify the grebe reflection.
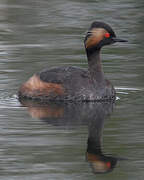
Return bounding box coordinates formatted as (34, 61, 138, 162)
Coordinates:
(19, 99, 124, 174)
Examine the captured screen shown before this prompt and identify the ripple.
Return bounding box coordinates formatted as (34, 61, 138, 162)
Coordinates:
(115, 86, 143, 101)
(116, 87, 142, 91)
(0, 91, 21, 108)
(116, 86, 143, 95)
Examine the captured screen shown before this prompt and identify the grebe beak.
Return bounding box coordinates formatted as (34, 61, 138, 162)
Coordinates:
(112, 37, 128, 43)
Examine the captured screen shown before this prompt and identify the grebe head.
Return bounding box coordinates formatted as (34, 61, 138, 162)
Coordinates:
(84, 21, 127, 51)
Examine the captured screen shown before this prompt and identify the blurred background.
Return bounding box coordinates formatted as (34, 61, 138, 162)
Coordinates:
(0, 0, 144, 179)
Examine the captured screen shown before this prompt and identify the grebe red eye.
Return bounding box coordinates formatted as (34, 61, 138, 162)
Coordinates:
(106, 162, 111, 168)
(105, 33, 110, 38)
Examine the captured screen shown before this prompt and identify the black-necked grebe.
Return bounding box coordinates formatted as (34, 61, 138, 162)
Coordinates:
(18, 21, 127, 101)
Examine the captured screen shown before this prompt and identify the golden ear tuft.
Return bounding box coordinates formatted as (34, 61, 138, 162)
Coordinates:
(85, 28, 108, 48)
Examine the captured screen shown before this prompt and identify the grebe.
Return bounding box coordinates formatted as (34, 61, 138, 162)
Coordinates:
(18, 21, 127, 101)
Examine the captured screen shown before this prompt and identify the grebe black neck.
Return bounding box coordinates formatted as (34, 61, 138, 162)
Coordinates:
(84, 21, 127, 84)
(86, 48, 104, 84)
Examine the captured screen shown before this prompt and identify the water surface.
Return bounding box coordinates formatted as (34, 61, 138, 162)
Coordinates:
(0, 0, 144, 179)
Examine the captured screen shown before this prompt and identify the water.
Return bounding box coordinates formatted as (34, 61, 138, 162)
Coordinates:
(0, 0, 144, 179)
